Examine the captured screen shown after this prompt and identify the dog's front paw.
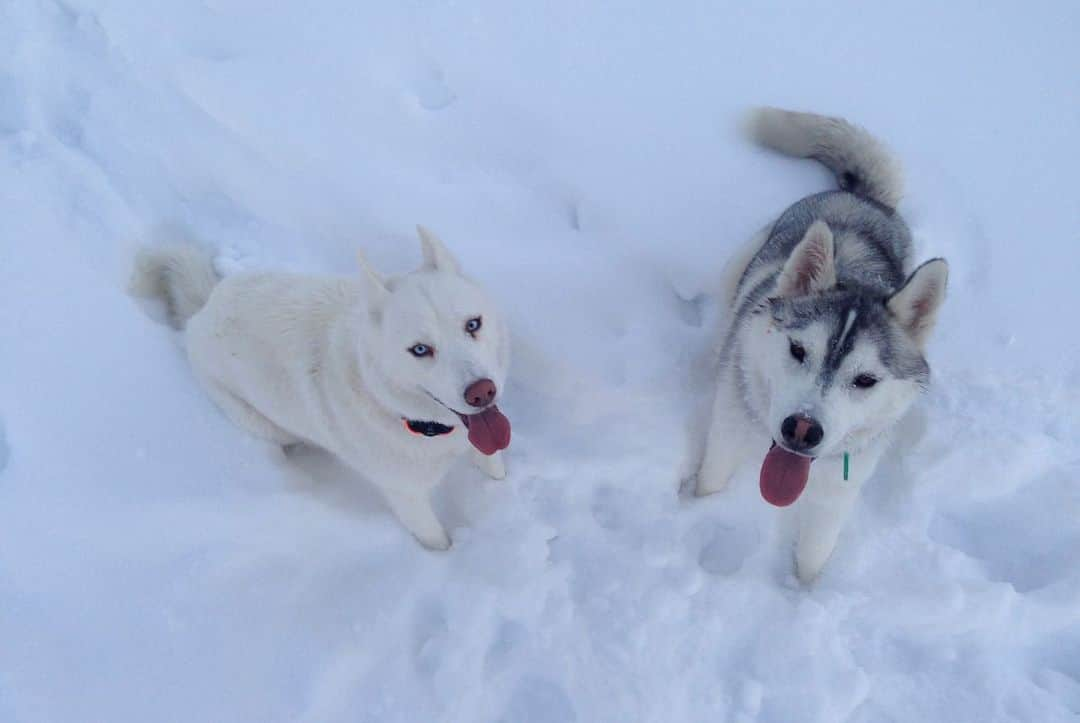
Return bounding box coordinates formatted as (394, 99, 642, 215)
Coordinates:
(474, 450, 506, 480)
(484, 455, 506, 480)
(694, 470, 730, 497)
(794, 552, 826, 585)
(416, 529, 452, 551)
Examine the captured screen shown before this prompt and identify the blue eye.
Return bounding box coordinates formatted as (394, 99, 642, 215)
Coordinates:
(409, 344, 433, 358)
(465, 317, 482, 335)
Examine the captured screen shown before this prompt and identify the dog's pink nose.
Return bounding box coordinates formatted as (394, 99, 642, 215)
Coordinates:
(464, 378, 497, 408)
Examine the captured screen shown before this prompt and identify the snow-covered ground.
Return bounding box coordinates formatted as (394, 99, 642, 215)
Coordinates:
(2, 1, 1079, 721)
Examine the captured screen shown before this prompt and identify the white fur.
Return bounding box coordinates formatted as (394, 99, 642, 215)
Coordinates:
(131, 228, 511, 549)
(128, 243, 220, 329)
(698, 314, 921, 583)
(748, 107, 905, 209)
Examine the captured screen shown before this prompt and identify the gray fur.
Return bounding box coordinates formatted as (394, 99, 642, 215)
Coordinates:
(748, 107, 905, 209)
(730, 145, 924, 389)
(767, 291, 929, 386)
(722, 186, 929, 415)
(741, 191, 910, 296)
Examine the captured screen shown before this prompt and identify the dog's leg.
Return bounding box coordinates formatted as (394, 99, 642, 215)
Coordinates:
(696, 376, 753, 496)
(203, 381, 299, 447)
(381, 484, 450, 551)
(472, 449, 506, 480)
(794, 447, 881, 582)
(795, 477, 858, 583)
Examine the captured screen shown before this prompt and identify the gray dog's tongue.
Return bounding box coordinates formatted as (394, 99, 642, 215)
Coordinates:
(759, 444, 812, 507)
(461, 405, 511, 456)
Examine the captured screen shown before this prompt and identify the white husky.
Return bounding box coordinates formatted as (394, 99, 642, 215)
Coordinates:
(131, 227, 511, 550)
(697, 109, 948, 582)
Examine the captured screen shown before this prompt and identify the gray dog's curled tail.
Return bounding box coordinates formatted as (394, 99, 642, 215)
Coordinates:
(747, 107, 904, 210)
(129, 244, 220, 329)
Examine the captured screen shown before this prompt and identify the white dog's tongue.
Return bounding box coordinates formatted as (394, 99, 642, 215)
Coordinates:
(759, 444, 812, 507)
(461, 406, 511, 456)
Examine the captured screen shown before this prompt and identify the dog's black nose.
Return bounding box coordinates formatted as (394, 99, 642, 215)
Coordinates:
(781, 414, 824, 452)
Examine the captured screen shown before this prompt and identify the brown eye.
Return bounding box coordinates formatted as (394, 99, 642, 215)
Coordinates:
(409, 343, 433, 358)
(789, 340, 806, 363)
(465, 317, 482, 336)
(853, 373, 878, 389)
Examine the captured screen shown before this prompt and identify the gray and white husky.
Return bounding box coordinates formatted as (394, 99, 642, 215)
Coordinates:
(696, 108, 948, 582)
(131, 227, 511, 550)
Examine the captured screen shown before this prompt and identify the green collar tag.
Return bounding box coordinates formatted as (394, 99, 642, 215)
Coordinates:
(843, 452, 850, 481)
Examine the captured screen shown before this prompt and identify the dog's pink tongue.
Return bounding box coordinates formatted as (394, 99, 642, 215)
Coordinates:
(465, 406, 511, 456)
(759, 444, 812, 507)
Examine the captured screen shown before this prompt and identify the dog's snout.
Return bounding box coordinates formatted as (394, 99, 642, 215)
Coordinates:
(781, 414, 824, 452)
(464, 378, 497, 408)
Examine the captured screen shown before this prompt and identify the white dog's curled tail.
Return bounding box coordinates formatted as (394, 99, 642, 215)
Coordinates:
(129, 243, 220, 329)
(746, 107, 904, 209)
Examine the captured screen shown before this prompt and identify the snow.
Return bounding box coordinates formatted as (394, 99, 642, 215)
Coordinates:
(1, 1, 1078, 721)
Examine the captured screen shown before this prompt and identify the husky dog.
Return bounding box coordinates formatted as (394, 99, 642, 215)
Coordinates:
(131, 227, 511, 550)
(696, 109, 948, 582)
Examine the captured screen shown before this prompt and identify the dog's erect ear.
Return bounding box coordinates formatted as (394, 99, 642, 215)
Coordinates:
(357, 250, 388, 306)
(777, 221, 836, 296)
(417, 225, 461, 274)
(887, 258, 948, 348)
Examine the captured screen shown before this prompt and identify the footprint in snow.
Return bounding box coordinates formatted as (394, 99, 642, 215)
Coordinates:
(927, 466, 1078, 593)
(0, 73, 27, 136)
(497, 677, 576, 723)
(484, 618, 528, 679)
(1029, 632, 1080, 715)
(411, 598, 448, 677)
(0, 419, 8, 474)
(46, 83, 91, 151)
(590, 484, 638, 532)
(673, 290, 708, 329)
(697, 523, 759, 577)
(412, 65, 457, 111)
